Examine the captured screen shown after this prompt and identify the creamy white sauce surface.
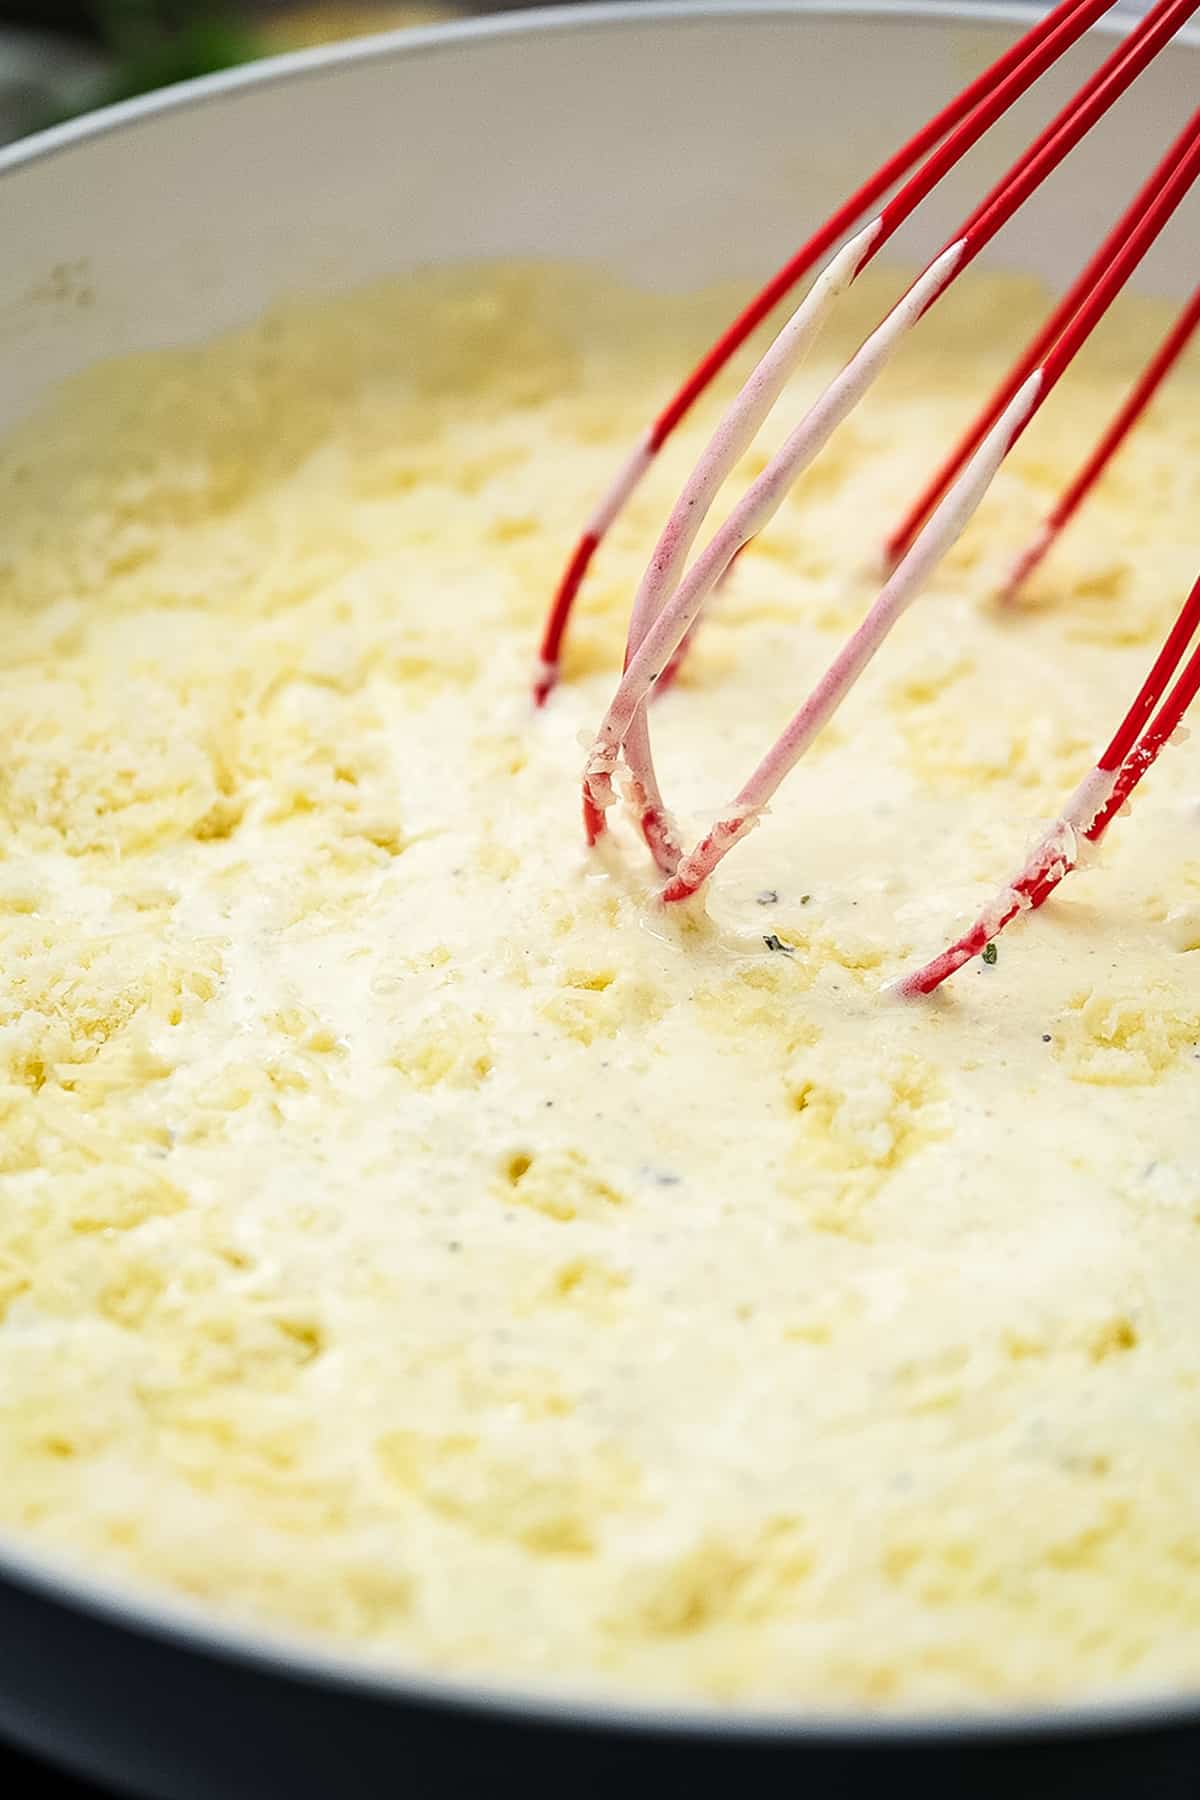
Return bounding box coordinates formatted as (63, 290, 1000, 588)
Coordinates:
(0, 263, 1197, 1710)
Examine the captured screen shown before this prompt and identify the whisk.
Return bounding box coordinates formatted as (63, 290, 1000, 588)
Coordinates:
(537, 0, 1200, 995)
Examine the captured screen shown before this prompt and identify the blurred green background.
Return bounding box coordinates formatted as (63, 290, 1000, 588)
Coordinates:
(0, 2, 541, 141)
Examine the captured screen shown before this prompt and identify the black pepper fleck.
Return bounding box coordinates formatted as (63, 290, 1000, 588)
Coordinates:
(763, 933, 794, 955)
(756, 889, 779, 906)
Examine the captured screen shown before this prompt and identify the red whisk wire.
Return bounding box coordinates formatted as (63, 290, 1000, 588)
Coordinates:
(899, 570, 1200, 997)
(613, 1, 1195, 821)
(572, 0, 1200, 996)
(669, 0, 1199, 698)
(534, 0, 1119, 701)
(1094, 635, 1200, 828)
(921, 0, 1200, 307)
(1036, 122, 1200, 391)
(1098, 566, 1200, 774)
(884, 0, 1199, 565)
(886, 49, 1200, 996)
(1005, 282, 1200, 598)
(640, 105, 1199, 907)
(893, 128, 1200, 996)
(647, 0, 1112, 448)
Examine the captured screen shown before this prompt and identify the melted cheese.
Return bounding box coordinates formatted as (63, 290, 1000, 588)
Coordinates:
(0, 262, 1197, 1711)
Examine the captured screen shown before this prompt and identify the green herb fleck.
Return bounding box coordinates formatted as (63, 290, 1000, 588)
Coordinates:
(982, 943, 999, 966)
(801, 894, 812, 906)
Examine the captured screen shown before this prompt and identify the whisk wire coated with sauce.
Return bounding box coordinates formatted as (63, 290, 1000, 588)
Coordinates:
(539, 0, 1200, 990)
